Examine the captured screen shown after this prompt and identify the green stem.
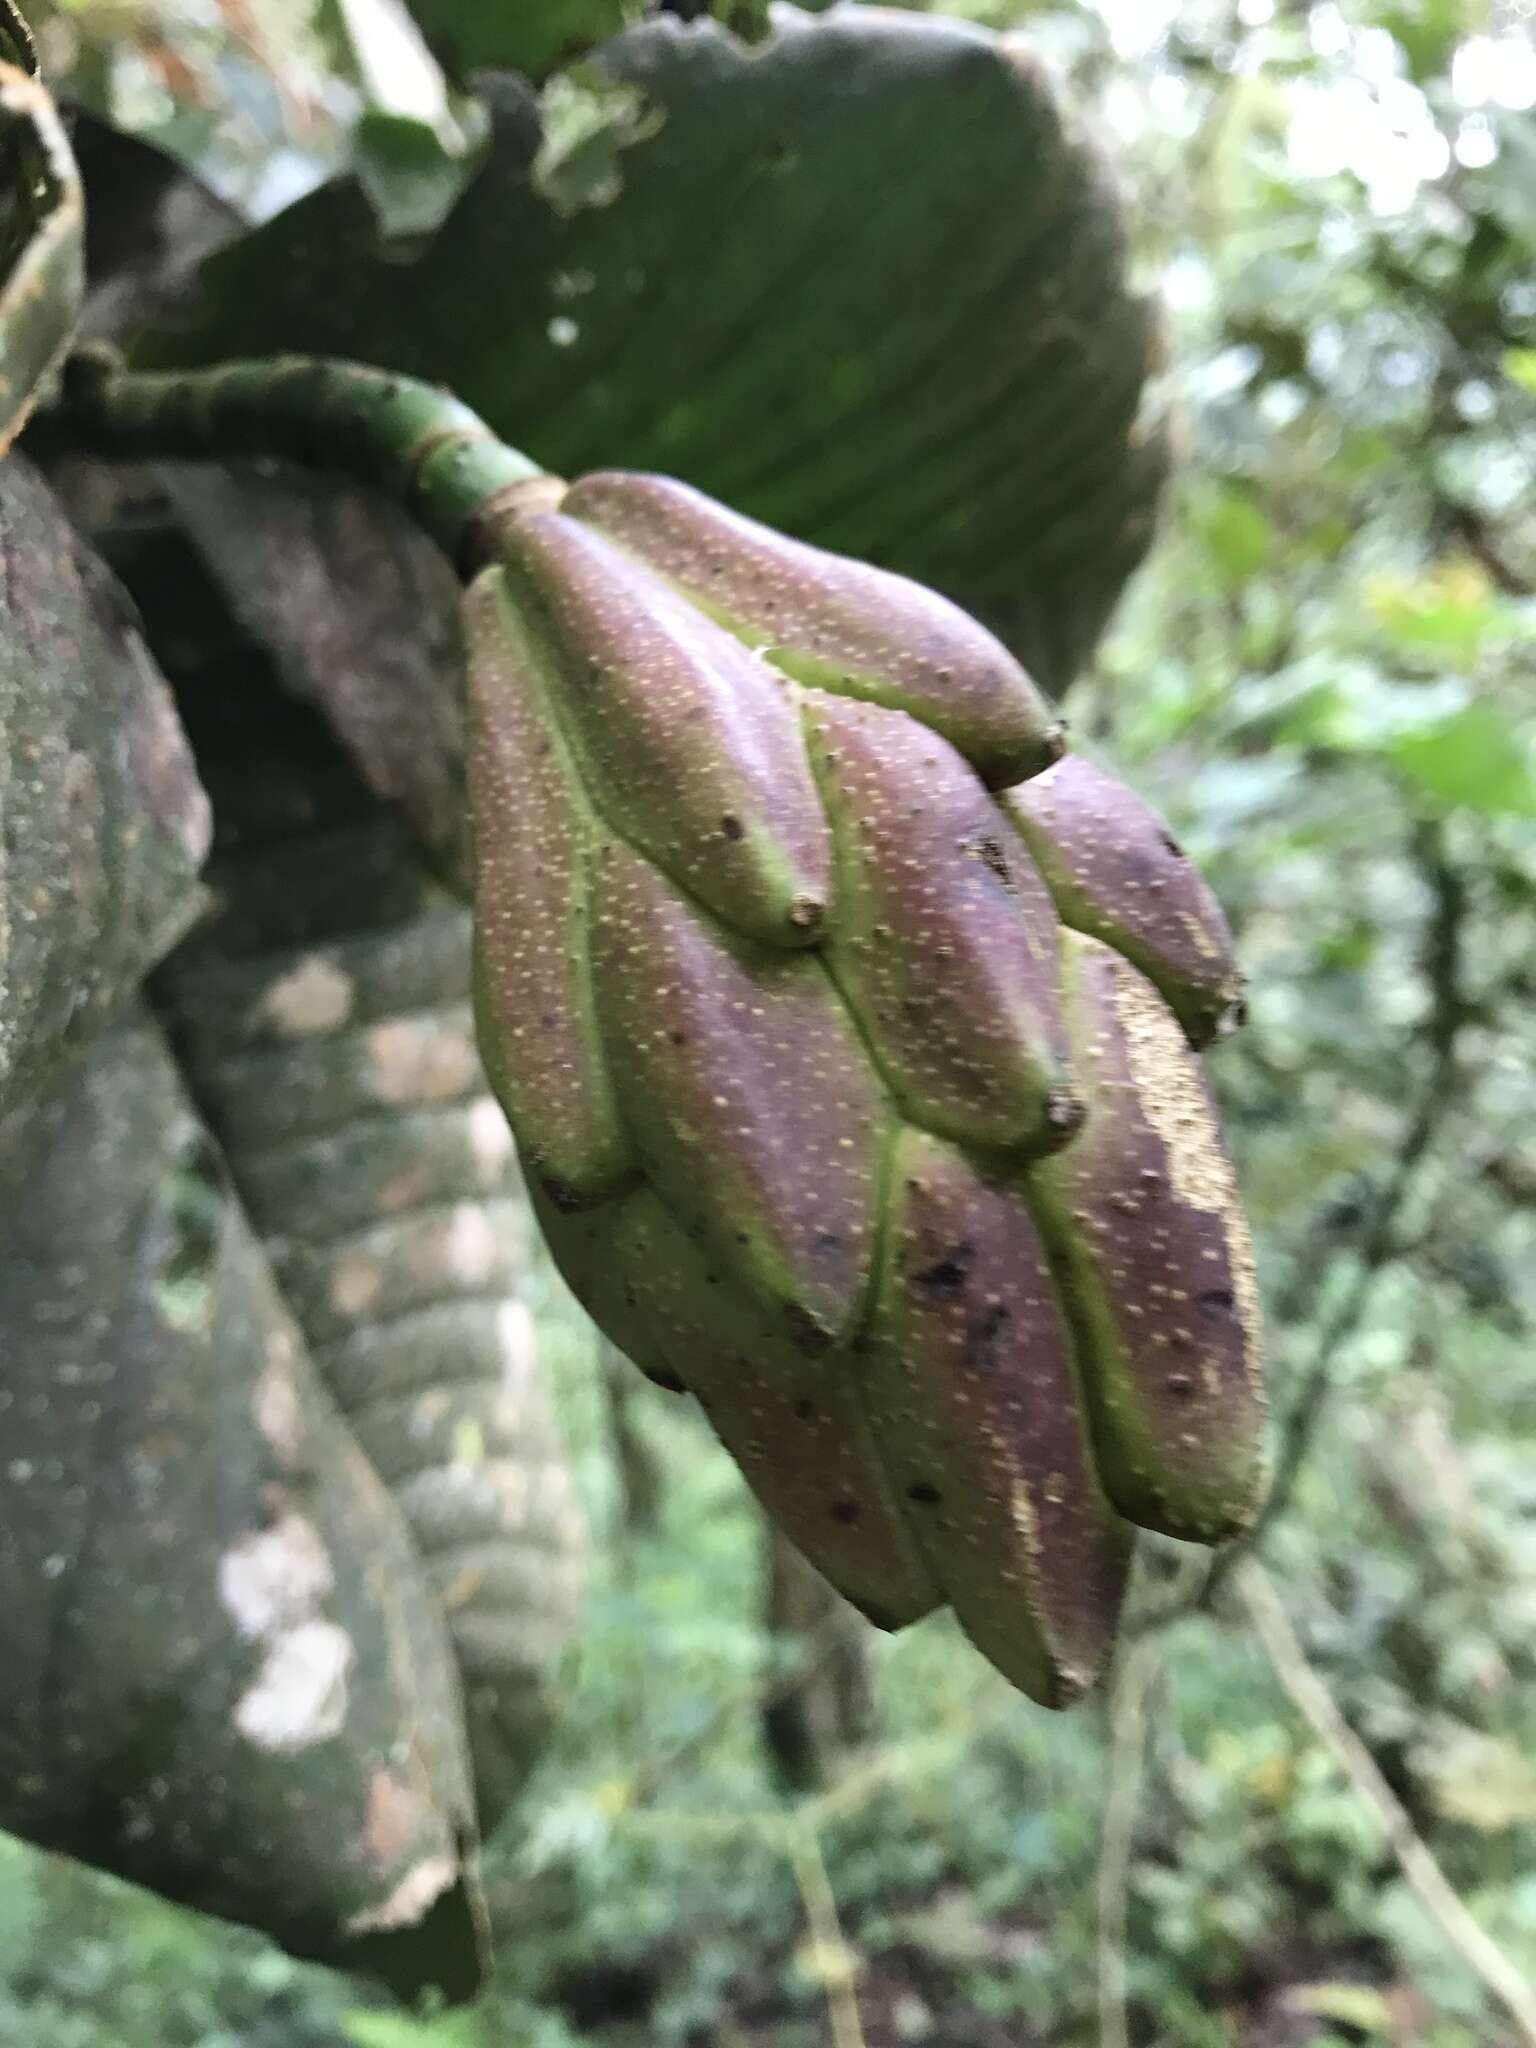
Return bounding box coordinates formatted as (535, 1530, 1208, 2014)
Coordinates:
(59, 347, 549, 571)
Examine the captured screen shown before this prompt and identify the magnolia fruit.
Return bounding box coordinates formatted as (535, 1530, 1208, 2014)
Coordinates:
(466, 472, 1266, 1705)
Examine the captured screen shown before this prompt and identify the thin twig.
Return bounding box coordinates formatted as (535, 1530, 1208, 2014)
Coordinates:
(782, 1818, 868, 2048)
(800, 1699, 1014, 1832)
(1096, 1634, 1166, 2048)
(1254, 819, 1466, 1535)
(1237, 1560, 1536, 2048)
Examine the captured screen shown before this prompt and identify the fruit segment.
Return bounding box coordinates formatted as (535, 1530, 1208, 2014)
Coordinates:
(467, 464, 1269, 1708)
(563, 471, 1064, 787)
(537, 1185, 941, 1629)
(1003, 754, 1244, 1048)
(861, 1129, 1131, 1704)
(498, 511, 833, 948)
(805, 689, 1079, 1156)
(1029, 932, 1268, 1543)
(464, 566, 633, 1207)
(592, 844, 889, 1349)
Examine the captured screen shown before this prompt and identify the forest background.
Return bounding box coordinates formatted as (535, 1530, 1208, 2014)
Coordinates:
(3, 1, 1536, 2044)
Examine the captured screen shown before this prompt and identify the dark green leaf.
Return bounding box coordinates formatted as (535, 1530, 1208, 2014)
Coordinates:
(115, 491, 586, 1832)
(158, 460, 470, 882)
(1192, 484, 1275, 588)
(322, 0, 488, 237)
(1389, 704, 1536, 818)
(353, 104, 487, 241)
(1480, 112, 1536, 256)
(155, 808, 588, 1833)
(0, 1014, 487, 1999)
(1375, 0, 1460, 84)
(406, 0, 640, 82)
(0, 456, 210, 1120)
(135, 7, 1170, 693)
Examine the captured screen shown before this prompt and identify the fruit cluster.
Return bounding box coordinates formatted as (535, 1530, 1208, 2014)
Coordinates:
(468, 473, 1266, 1703)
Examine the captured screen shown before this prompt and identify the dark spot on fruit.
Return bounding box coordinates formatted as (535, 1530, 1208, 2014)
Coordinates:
(539, 1174, 589, 1214)
(913, 1244, 974, 1295)
(793, 1398, 816, 1422)
(720, 813, 744, 841)
(1197, 1288, 1236, 1321)
(973, 834, 1013, 887)
(783, 1303, 834, 1355)
(1160, 830, 1184, 858)
(961, 1301, 1010, 1373)
(831, 1498, 861, 1526)
(1166, 1372, 1195, 1398)
(669, 1029, 689, 1046)
(814, 1230, 843, 1256)
(908, 1482, 943, 1507)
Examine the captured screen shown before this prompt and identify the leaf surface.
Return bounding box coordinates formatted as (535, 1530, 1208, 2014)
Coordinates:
(137, 5, 1169, 691)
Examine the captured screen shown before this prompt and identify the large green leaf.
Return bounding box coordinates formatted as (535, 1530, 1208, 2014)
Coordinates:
(0, 1012, 487, 1999)
(125, 493, 586, 1834)
(406, 0, 640, 81)
(0, 456, 210, 1121)
(155, 801, 587, 1834)
(1389, 703, 1536, 819)
(0, 11, 82, 451)
(158, 458, 471, 883)
(137, 4, 1170, 693)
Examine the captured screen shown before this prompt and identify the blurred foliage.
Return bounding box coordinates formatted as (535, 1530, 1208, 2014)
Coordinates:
(4, 0, 1536, 2044)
